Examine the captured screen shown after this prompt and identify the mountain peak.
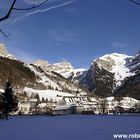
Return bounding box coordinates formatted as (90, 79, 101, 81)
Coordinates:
(93, 53, 135, 87)
(99, 53, 131, 61)
(33, 59, 49, 67)
(53, 61, 73, 68)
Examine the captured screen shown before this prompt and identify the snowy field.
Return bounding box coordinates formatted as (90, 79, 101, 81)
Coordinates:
(0, 115, 140, 140)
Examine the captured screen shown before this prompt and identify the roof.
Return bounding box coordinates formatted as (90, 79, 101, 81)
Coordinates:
(53, 105, 72, 111)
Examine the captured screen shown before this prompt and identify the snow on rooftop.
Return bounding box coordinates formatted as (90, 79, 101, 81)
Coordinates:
(106, 96, 115, 101)
(38, 103, 47, 108)
(122, 97, 139, 103)
(119, 97, 140, 109)
(53, 104, 71, 110)
(89, 97, 98, 102)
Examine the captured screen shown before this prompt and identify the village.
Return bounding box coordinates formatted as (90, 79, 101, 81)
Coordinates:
(4, 88, 139, 116)
(1, 86, 140, 117)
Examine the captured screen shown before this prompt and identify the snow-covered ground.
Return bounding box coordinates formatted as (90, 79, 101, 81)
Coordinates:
(24, 87, 74, 101)
(0, 115, 140, 140)
(25, 64, 61, 90)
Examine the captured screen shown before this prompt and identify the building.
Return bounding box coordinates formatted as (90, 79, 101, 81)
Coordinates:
(57, 96, 98, 114)
(18, 98, 37, 115)
(52, 104, 76, 115)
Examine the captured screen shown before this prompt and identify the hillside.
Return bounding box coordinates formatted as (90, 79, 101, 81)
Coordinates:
(0, 44, 139, 99)
(115, 52, 140, 99)
(67, 53, 140, 99)
(0, 57, 37, 89)
(0, 44, 87, 96)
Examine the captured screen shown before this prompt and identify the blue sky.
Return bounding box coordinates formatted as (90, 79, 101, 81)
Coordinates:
(0, 0, 140, 68)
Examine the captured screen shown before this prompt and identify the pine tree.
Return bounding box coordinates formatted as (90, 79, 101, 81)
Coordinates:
(2, 80, 18, 119)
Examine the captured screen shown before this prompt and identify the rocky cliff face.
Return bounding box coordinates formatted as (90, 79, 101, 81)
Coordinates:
(116, 52, 140, 99)
(33, 60, 74, 76)
(128, 51, 140, 74)
(95, 53, 134, 87)
(69, 53, 139, 97)
(33, 59, 87, 85)
(32, 52, 140, 98)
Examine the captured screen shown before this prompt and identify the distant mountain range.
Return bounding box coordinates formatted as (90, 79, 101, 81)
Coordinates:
(0, 44, 86, 96)
(0, 43, 139, 99)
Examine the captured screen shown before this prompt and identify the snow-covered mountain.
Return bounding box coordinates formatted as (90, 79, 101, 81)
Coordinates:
(96, 53, 135, 87)
(0, 43, 139, 99)
(33, 52, 139, 98)
(33, 60, 74, 76)
(33, 59, 87, 83)
(116, 52, 140, 99)
(0, 44, 87, 96)
(71, 53, 139, 97)
(128, 51, 140, 74)
(26, 63, 86, 94)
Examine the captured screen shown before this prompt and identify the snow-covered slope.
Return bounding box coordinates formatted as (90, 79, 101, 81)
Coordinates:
(24, 87, 74, 102)
(0, 43, 139, 99)
(25, 63, 61, 90)
(97, 53, 135, 87)
(116, 52, 140, 99)
(64, 68, 87, 85)
(33, 59, 87, 85)
(74, 53, 139, 97)
(0, 44, 87, 95)
(25, 63, 87, 95)
(128, 51, 140, 74)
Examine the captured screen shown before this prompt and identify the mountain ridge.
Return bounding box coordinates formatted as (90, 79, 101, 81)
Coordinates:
(0, 44, 139, 99)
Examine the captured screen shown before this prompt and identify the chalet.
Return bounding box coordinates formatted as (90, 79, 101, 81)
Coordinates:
(37, 102, 57, 115)
(52, 104, 76, 115)
(111, 97, 140, 114)
(18, 98, 37, 115)
(106, 97, 118, 114)
(58, 96, 98, 114)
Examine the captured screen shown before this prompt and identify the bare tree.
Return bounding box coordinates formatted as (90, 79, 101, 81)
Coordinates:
(129, 0, 140, 5)
(0, 0, 48, 37)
